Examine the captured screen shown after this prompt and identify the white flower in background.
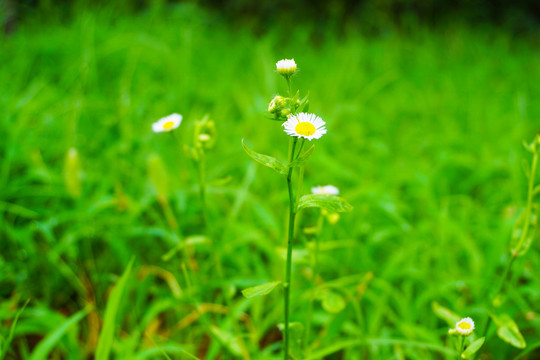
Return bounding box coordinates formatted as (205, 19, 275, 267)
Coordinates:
(152, 113, 182, 133)
(453, 317, 475, 336)
(282, 113, 326, 140)
(276, 59, 297, 76)
(311, 185, 340, 195)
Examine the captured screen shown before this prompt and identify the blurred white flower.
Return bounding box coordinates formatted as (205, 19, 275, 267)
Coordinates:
(152, 113, 182, 133)
(311, 185, 340, 195)
(455, 317, 475, 336)
(276, 59, 297, 76)
(282, 113, 326, 141)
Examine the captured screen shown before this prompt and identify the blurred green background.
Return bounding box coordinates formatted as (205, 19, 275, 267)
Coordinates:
(1, 0, 540, 359)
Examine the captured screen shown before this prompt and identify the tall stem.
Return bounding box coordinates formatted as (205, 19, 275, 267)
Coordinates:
(483, 150, 538, 337)
(284, 137, 298, 360)
(197, 148, 208, 227)
(457, 336, 464, 360)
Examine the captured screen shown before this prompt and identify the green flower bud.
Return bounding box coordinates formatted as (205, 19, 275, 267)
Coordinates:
(194, 116, 216, 150)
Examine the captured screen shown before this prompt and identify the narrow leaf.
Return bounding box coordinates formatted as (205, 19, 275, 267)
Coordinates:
(297, 194, 353, 213)
(96, 258, 135, 360)
(0, 299, 30, 360)
(29, 306, 92, 360)
(491, 314, 527, 349)
(431, 302, 461, 327)
(242, 139, 287, 175)
(241, 281, 282, 298)
(289, 145, 315, 168)
(461, 337, 485, 358)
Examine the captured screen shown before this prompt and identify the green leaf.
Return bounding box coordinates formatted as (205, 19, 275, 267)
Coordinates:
(431, 302, 461, 327)
(210, 326, 244, 356)
(96, 258, 135, 360)
(297, 92, 310, 113)
(241, 281, 282, 298)
(289, 145, 315, 168)
(461, 337, 485, 358)
(297, 194, 353, 213)
(510, 205, 537, 257)
(242, 139, 287, 175)
(29, 305, 92, 360)
(534, 184, 540, 196)
(491, 314, 527, 349)
(0, 299, 30, 360)
(321, 291, 346, 314)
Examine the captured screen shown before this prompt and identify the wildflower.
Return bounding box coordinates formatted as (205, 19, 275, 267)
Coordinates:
(276, 59, 297, 77)
(152, 113, 182, 133)
(283, 113, 326, 141)
(449, 317, 475, 336)
(311, 185, 339, 195)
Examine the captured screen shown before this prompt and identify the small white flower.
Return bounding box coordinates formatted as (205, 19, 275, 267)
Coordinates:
(152, 113, 182, 133)
(312, 185, 340, 195)
(455, 317, 475, 336)
(276, 59, 297, 76)
(282, 113, 326, 141)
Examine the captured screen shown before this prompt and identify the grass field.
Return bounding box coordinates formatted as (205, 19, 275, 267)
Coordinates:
(1, 3, 540, 359)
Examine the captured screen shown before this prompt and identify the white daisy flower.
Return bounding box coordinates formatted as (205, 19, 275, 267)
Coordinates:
(311, 185, 340, 195)
(152, 113, 182, 133)
(455, 317, 475, 336)
(282, 113, 326, 141)
(276, 59, 297, 76)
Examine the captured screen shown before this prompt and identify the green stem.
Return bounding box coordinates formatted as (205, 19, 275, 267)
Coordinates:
(513, 151, 538, 255)
(483, 150, 538, 337)
(483, 256, 515, 337)
(197, 147, 208, 227)
(286, 76, 292, 98)
(284, 137, 298, 360)
(457, 336, 464, 360)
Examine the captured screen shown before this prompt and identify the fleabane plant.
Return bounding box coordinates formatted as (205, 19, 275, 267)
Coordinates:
(241, 59, 353, 359)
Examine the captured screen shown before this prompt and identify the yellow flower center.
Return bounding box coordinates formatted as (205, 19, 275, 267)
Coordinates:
(295, 121, 316, 136)
(162, 121, 175, 130)
(458, 322, 471, 330)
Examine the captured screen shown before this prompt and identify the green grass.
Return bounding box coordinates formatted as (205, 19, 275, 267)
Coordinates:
(1, 3, 539, 359)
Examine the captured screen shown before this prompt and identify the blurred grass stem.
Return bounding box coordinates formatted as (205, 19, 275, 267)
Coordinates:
(483, 148, 538, 338)
(305, 210, 325, 354)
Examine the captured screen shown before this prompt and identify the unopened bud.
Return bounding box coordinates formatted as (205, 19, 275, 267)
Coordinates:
(276, 59, 297, 77)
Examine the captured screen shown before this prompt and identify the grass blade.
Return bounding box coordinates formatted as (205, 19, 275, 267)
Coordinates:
(95, 258, 135, 360)
(28, 305, 92, 360)
(0, 298, 30, 360)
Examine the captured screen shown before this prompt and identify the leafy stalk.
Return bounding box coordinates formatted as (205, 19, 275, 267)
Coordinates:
(483, 138, 538, 339)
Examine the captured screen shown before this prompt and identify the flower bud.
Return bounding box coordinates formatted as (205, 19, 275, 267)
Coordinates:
(276, 59, 297, 77)
(194, 116, 216, 150)
(268, 95, 286, 112)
